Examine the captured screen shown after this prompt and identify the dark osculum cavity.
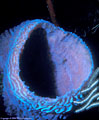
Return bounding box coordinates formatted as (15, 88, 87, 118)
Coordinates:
(19, 27, 58, 98)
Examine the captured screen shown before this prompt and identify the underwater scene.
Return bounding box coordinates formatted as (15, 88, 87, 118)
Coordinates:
(0, 0, 99, 120)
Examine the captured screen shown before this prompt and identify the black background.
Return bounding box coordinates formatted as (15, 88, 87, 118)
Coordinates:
(0, 0, 99, 120)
